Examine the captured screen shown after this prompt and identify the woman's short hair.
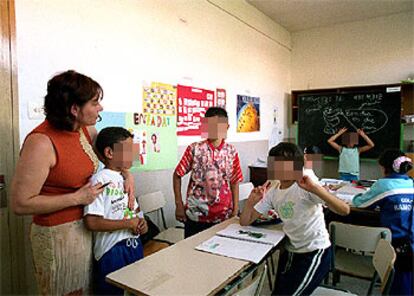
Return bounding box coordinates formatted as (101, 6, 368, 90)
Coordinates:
(44, 70, 103, 130)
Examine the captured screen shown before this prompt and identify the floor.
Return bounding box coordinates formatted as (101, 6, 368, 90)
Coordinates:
(259, 253, 382, 296)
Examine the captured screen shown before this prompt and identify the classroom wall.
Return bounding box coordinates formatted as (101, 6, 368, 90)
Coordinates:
(15, 0, 291, 224)
(16, 0, 291, 145)
(290, 11, 414, 180)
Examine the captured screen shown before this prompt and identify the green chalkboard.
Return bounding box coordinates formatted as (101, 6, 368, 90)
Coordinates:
(297, 85, 402, 159)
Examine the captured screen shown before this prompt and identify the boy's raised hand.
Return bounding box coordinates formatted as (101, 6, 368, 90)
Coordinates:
(246, 181, 271, 206)
(298, 175, 320, 194)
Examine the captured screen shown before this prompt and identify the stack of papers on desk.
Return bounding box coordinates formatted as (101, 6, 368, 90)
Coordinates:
(195, 224, 285, 263)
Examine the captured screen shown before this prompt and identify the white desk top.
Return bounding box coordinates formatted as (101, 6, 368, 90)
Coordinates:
(107, 217, 280, 296)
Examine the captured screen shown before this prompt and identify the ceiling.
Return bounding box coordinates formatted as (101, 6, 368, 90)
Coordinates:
(247, 0, 414, 32)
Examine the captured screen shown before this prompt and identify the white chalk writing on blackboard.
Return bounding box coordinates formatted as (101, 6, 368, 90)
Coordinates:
(300, 93, 388, 135)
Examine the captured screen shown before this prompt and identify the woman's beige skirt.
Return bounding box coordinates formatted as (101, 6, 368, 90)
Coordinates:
(30, 220, 92, 295)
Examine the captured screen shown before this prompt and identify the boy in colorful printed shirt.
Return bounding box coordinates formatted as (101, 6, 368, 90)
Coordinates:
(84, 127, 147, 295)
(173, 107, 243, 238)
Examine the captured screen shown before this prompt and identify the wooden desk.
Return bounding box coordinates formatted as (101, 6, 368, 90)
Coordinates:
(107, 217, 282, 295)
(327, 184, 381, 227)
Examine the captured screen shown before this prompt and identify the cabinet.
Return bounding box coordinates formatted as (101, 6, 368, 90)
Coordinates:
(402, 84, 414, 116)
(248, 166, 267, 187)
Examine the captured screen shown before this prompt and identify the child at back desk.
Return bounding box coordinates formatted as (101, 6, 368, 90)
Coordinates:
(327, 127, 374, 181)
(84, 127, 147, 295)
(303, 145, 322, 182)
(240, 142, 350, 296)
(353, 149, 413, 296)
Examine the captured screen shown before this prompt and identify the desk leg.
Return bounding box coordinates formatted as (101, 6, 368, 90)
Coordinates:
(266, 257, 273, 291)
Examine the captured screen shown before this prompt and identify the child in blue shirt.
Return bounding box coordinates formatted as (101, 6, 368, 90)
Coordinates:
(84, 127, 147, 295)
(353, 149, 413, 296)
(327, 127, 375, 181)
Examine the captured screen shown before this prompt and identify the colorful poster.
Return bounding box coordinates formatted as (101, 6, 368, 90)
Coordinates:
(177, 84, 215, 136)
(96, 111, 177, 171)
(216, 88, 226, 109)
(236, 95, 260, 132)
(143, 82, 177, 116)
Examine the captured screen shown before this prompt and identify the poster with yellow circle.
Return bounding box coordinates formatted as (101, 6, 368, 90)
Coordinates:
(236, 95, 260, 132)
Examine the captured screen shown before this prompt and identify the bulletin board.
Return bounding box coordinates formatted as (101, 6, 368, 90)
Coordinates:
(177, 84, 215, 136)
(236, 95, 260, 133)
(96, 111, 177, 171)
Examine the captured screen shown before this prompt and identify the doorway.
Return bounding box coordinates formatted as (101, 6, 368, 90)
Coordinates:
(0, 0, 35, 294)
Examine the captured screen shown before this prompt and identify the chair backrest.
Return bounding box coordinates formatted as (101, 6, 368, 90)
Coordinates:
(235, 264, 267, 296)
(330, 222, 392, 254)
(138, 191, 166, 214)
(372, 239, 396, 294)
(220, 263, 267, 296)
(239, 182, 254, 201)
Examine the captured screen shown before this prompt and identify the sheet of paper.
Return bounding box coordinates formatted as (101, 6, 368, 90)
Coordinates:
(335, 184, 367, 195)
(216, 223, 285, 246)
(332, 184, 368, 204)
(335, 193, 355, 204)
(320, 178, 345, 186)
(195, 235, 273, 264)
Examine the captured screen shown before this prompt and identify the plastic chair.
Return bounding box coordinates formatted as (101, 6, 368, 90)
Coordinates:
(138, 191, 184, 245)
(239, 182, 254, 201)
(312, 285, 357, 296)
(328, 222, 392, 288)
(238, 182, 254, 214)
(219, 263, 268, 296)
(369, 239, 396, 295)
(313, 239, 396, 296)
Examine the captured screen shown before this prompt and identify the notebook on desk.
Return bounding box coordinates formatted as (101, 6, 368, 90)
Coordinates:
(195, 223, 285, 263)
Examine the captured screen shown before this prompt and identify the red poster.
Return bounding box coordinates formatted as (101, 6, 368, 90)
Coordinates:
(177, 85, 215, 136)
(216, 88, 226, 109)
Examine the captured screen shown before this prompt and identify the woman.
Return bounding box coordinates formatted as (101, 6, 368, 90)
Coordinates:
(11, 70, 133, 295)
(353, 149, 413, 296)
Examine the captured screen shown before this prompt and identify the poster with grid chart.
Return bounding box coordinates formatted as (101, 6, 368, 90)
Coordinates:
(142, 82, 177, 116)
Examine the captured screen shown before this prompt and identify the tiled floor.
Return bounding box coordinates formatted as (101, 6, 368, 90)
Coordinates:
(259, 255, 382, 296)
(261, 273, 381, 295)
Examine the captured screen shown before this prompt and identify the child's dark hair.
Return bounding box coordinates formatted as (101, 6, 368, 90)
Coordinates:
(96, 127, 133, 158)
(379, 149, 413, 175)
(304, 145, 321, 154)
(205, 107, 228, 118)
(269, 142, 304, 169)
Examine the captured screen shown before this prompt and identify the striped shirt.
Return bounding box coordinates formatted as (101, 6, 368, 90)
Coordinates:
(175, 139, 243, 223)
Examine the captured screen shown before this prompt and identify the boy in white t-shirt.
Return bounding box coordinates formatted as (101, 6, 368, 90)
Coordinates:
(240, 142, 350, 295)
(84, 127, 147, 295)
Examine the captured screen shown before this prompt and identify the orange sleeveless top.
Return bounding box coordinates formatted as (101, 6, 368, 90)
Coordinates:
(27, 120, 98, 226)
